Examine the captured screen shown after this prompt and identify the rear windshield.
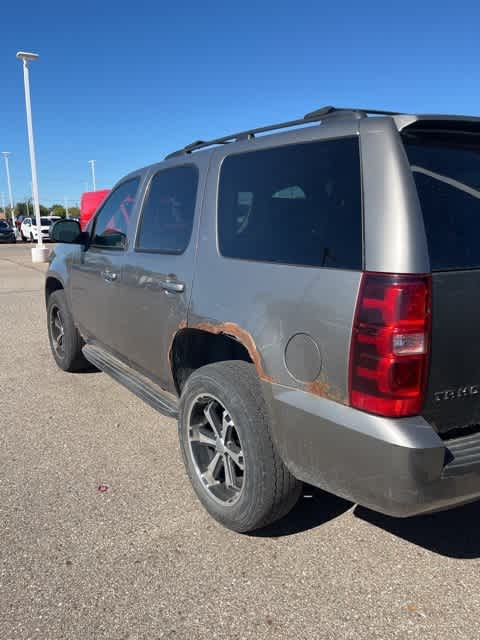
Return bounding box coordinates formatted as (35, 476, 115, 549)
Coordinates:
(403, 133, 480, 271)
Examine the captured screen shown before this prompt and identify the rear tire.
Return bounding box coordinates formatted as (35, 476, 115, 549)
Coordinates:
(47, 290, 90, 372)
(178, 361, 302, 532)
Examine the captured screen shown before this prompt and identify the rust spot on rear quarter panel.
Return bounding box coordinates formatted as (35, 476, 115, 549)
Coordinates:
(194, 321, 274, 383)
(305, 377, 347, 405)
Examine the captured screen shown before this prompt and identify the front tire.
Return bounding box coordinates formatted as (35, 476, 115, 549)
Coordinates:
(30, 232, 35, 243)
(21, 232, 27, 242)
(47, 290, 90, 372)
(178, 361, 302, 532)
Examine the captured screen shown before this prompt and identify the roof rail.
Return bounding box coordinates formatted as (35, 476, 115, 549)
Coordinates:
(304, 106, 402, 119)
(165, 105, 403, 159)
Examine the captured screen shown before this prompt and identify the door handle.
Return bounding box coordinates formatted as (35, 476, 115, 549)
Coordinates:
(102, 270, 118, 283)
(159, 276, 185, 294)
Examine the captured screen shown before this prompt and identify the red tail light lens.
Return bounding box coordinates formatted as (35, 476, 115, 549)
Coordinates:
(349, 273, 431, 417)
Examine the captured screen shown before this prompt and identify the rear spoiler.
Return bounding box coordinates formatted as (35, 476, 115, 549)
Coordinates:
(394, 114, 480, 134)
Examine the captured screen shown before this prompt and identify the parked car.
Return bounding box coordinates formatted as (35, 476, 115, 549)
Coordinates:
(20, 216, 62, 242)
(46, 105, 480, 532)
(80, 190, 110, 231)
(0, 219, 16, 243)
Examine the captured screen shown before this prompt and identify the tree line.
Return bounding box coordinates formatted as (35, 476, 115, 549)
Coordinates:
(2, 201, 81, 219)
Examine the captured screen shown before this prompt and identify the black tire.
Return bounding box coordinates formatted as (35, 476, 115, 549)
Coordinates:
(47, 290, 90, 372)
(30, 232, 35, 243)
(21, 232, 26, 242)
(178, 361, 302, 532)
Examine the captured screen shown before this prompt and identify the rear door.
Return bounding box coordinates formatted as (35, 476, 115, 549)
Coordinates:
(109, 160, 204, 393)
(70, 177, 141, 350)
(402, 126, 480, 436)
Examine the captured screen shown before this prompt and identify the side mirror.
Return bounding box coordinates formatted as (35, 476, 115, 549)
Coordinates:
(51, 219, 88, 245)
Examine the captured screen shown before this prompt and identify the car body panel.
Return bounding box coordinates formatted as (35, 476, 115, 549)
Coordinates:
(189, 118, 362, 403)
(106, 154, 210, 392)
(359, 117, 430, 274)
(69, 172, 148, 351)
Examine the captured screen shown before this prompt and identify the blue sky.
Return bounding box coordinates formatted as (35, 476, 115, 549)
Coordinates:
(0, 0, 479, 207)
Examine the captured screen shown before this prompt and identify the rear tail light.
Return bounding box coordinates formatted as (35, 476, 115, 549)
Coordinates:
(349, 273, 431, 418)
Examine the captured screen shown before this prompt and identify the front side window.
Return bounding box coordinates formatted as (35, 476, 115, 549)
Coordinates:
(91, 178, 140, 249)
(218, 138, 362, 269)
(136, 166, 198, 254)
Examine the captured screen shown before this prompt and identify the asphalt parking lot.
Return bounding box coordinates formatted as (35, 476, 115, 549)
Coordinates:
(1, 243, 480, 640)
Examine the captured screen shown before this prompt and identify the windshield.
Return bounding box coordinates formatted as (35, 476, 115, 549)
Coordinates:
(0, 220, 10, 229)
(40, 217, 54, 225)
(403, 132, 480, 271)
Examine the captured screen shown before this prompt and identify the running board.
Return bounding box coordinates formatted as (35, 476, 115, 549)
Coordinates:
(82, 343, 179, 418)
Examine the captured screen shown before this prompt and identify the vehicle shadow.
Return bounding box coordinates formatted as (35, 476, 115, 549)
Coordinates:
(355, 500, 480, 559)
(253, 485, 480, 558)
(75, 364, 101, 374)
(251, 485, 353, 538)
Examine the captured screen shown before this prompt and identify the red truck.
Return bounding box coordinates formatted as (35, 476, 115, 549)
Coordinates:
(80, 190, 110, 231)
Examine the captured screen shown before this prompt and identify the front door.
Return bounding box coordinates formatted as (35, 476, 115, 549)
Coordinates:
(110, 163, 202, 392)
(70, 177, 141, 351)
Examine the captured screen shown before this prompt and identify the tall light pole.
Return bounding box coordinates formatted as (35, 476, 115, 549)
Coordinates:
(88, 159, 96, 191)
(1, 152, 15, 230)
(16, 51, 47, 262)
(1, 192, 5, 217)
(64, 196, 69, 219)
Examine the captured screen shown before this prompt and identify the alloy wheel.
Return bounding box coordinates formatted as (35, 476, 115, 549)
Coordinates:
(187, 394, 245, 505)
(50, 305, 65, 359)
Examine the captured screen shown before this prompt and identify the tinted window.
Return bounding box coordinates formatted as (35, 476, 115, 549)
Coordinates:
(0, 220, 9, 228)
(91, 178, 140, 249)
(404, 134, 480, 271)
(218, 138, 362, 269)
(136, 166, 198, 253)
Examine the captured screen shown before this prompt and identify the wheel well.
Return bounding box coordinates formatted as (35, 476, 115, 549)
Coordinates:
(171, 329, 253, 393)
(45, 277, 63, 304)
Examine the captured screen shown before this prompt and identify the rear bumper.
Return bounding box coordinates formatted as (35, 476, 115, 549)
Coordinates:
(263, 382, 480, 517)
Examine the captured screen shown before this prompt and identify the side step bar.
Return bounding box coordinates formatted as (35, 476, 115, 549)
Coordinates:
(83, 343, 179, 418)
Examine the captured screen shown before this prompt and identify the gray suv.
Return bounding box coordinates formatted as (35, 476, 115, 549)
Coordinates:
(47, 106, 480, 532)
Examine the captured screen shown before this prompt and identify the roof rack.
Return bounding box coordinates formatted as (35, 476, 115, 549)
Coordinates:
(165, 105, 404, 159)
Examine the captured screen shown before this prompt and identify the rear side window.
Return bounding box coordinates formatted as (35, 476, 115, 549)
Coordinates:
(136, 166, 198, 254)
(403, 134, 480, 271)
(91, 178, 140, 249)
(218, 137, 362, 269)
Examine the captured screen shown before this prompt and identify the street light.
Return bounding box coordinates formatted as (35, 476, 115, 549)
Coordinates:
(16, 51, 48, 262)
(88, 159, 96, 191)
(1, 152, 16, 231)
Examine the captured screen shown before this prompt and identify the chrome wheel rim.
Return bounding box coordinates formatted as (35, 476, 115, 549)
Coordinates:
(50, 306, 65, 358)
(187, 394, 245, 505)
